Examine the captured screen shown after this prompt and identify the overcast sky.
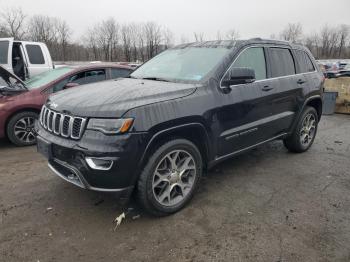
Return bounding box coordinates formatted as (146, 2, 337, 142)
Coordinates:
(1, 0, 350, 43)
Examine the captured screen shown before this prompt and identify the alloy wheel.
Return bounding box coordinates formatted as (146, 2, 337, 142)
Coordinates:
(300, 113, 316, 147)
(14, 117, 36, 144)
(152, 150, 197, 207)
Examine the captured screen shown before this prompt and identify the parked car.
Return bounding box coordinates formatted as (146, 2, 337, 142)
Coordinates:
(36, 39, 324, 216)
(0, 64, 133, 146)
(0, 38, 54, 80)
(339, 64, 350, 77)
(325, 63, 340, 78)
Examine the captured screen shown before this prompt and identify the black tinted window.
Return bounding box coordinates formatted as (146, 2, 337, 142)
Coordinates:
(269, 48, 295, 77)
(231, 47, 267, 80)
(52, 78, 69, 93)
(111, 68, 131, 79)
(69, 69, 106, 85)
(294, 50, 315, 73)
(0, 41, 9, 64)
(26, 45, 45, 64)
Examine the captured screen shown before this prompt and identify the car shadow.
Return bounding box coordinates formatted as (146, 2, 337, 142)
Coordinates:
(0, 138, 13, 148)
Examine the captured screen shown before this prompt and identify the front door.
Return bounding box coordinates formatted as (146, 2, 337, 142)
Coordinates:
(216, 46, 274, 158)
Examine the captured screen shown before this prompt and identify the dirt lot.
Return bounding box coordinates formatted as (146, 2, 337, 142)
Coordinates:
(0, 114, 349, 262)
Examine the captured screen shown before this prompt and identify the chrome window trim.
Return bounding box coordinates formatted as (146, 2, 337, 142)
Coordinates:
(219, 45, 317, 88)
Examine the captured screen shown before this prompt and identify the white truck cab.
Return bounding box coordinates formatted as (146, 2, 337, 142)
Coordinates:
(0, 38, 53, 80)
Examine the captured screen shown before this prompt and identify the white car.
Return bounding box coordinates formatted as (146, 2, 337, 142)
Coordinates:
(0, 37, 54, 80)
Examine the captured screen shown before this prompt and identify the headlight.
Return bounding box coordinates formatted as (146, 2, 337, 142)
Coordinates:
(86, 118, 134, 135)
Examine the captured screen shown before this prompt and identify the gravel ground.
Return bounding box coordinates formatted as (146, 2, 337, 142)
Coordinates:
(0, 114, 349, 262)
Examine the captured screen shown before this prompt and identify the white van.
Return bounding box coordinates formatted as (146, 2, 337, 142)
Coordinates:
(0, 38, 54, 80)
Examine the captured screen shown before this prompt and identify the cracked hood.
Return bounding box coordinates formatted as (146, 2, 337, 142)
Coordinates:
(47, 78, 197, 117)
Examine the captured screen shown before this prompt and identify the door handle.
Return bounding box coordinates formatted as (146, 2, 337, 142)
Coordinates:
(297, 79, 306, 84)
(261, 85, 274, 91)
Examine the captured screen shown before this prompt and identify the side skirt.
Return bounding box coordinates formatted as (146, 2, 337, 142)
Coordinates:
(207, 133, 288, 169)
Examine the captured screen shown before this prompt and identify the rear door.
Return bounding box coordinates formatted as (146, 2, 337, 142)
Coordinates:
(293, 49, 320, 95)
(23, 42, 52, 77)
(263, 46, 303, 135)
(0, 38, 14, 73)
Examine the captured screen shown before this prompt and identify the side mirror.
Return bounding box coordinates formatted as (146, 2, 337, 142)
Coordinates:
(222, 67, 256, 87)
(64, 82, 79, 89)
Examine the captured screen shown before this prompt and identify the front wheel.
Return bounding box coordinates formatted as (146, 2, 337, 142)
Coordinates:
(283, 106, 318, 153)
(7, 111, 38, 146)
(137, 139, 202, 216)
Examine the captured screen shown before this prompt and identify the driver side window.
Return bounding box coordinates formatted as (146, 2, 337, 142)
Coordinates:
(227, 47, 267, 81)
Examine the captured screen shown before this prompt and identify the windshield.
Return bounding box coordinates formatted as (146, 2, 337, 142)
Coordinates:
(130, 47, 230, 82)
(24, 67, 73, 89)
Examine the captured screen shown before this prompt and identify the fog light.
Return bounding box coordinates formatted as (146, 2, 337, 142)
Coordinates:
(85, 157, 113, 171)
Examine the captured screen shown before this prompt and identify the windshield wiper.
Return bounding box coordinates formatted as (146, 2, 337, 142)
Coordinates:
(140, 77, 170, 82)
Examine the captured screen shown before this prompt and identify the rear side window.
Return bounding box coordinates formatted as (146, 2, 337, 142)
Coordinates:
(0, 41, 9, 64)
(231, 47, 267, 80)
(111, 68, 131, 79)
(294, 50, 315, 73)
(26, 45, 45, 64)
(269, 48, 295, 77)
(69, 69, 106, 85)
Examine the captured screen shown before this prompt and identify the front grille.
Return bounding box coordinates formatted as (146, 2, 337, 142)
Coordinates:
(40, 106, 86, 140)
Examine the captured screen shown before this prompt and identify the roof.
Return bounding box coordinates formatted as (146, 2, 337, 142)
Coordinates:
(56, 63, 133, 71)
(174, 38, 306, 50)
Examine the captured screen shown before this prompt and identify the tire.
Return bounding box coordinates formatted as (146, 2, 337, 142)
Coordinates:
(283, 106, 318, 153)
(137, 139, 203, 216)
(7, 111, 38, 146)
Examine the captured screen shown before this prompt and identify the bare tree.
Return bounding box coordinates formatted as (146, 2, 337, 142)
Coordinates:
(337, 24, 349, 58)
(121, 24, 132, 61)
(216, 31, 222, 40)
(304, 33, 321, 58)
(226, 29, 240, 40)
(56, 20, 71, 61)
(280, 23, 303, 43)
(193, 32, 205, 42)
(28, 15, 58, 43)
(163, 28, 174, 49)
(144, 22, 163, 59)
(1, 7, 26, 39)
(0, 25, 8, 37)
(84, 28, 100, 60)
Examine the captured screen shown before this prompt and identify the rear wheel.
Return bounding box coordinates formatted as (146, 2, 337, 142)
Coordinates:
(137, 139, 202, 216)
(283, 106, 318, 153)
(7, 111, 38, 146)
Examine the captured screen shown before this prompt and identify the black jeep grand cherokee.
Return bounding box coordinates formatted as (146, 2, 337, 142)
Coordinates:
(36, 39, 324, 216)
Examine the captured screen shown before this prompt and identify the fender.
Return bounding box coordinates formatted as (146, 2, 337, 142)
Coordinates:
(139, 122, 212, 166)
(289, 95, 322, 134)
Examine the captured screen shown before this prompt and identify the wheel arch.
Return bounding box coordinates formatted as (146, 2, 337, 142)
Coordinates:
(305, 97, 323, 121)
(139, 123, 212, 171)
(288, 95, 322, 136)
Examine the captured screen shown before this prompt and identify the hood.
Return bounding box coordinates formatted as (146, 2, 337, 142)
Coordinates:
(0, 65, 27, 96)
(47, 78, 197, 117)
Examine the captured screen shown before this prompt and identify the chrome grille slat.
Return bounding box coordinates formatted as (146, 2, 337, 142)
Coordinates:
(39, 105, 86, 140)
